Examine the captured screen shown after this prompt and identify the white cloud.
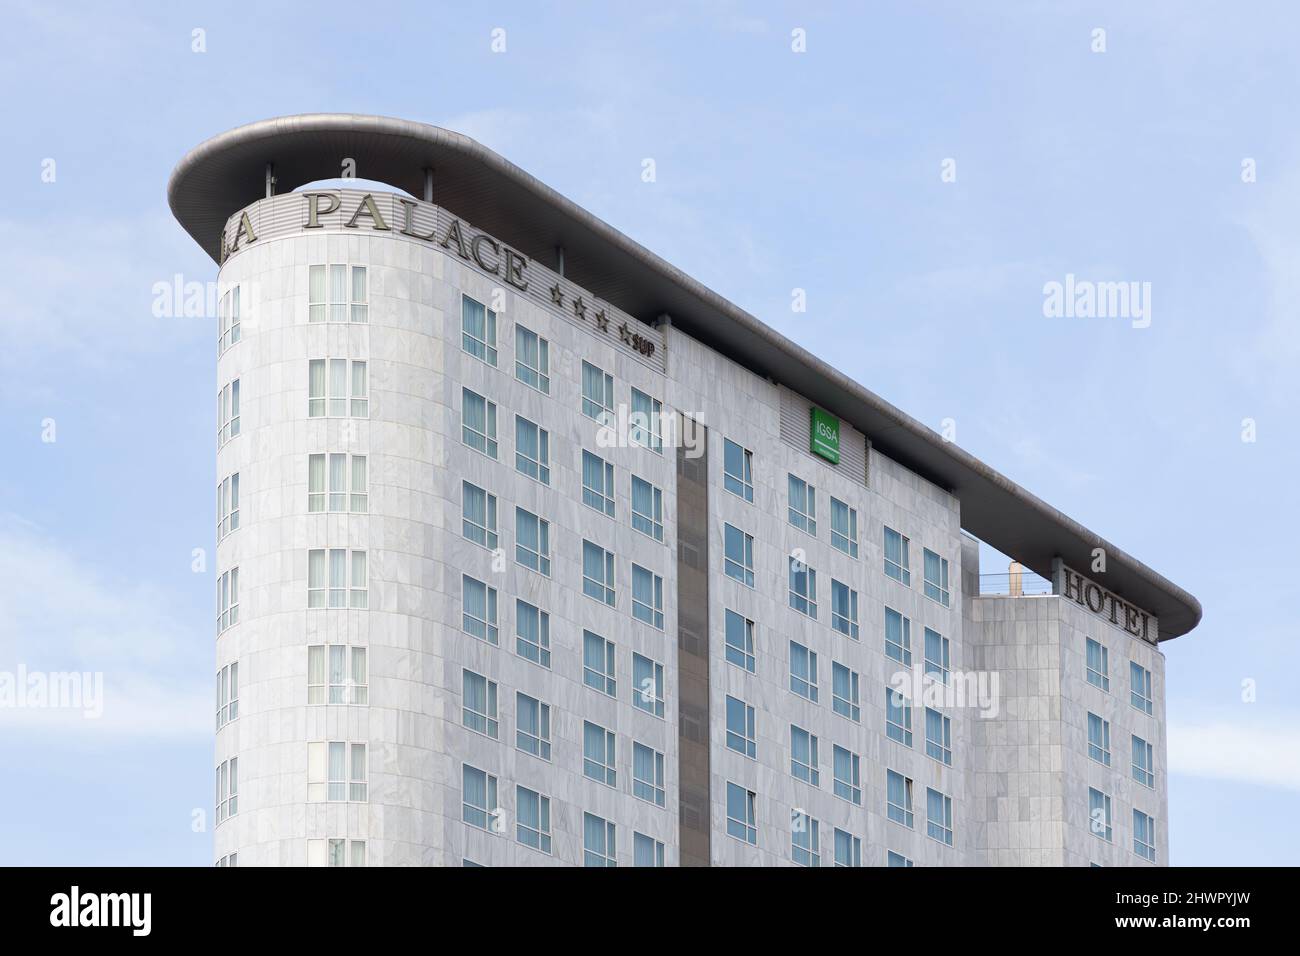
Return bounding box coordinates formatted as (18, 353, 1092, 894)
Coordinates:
(1168, 719, 1300, 792)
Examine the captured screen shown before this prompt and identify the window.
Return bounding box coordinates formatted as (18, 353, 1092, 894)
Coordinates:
(215, 662, 238, 729)
(790, 725, 819, 785)
(885, 606, 912, 667)
(791, 811, 820, 867)
(631, 564, 664, 629)
(1087, 712, 1111, 766)
(308, 839, 366, 867)
(926, 788, 954, 845)
(883, 526, 910, 585)
(515, 692, 551, 760)
(923, 548, 950, 607)
(583, 631, 616, 697)
(461, 388, 497, 457)
(1133, 809, 1156, 862)
(1132, 735, 1155, 788)
(461, 575, 498, 644)
(723, 438, 753, 501)
(833, 829, 862, 867)
(513, 416, 550, 484)
(308, 454, 367, 514)
(833, 745, 862, 804)
(831, 579, 858, 638)
(832, 662, 860, 721)
(308, 359, 367, 418)
(462, 764, 498, 831)
(924, 628, 950, 684)
(462, 670, 499, 738)
(307, 549, 367, 609)
(583, 813, 616, 867)
(629, 388, 662, 452)
(632, 742, 665, 806)
(309, 264, 366, 323)
(725, 695, 757, 758)
(830, 497, 858, 557)
(461, 481, 498, 549)
(217, 473, 240, 538)
(516, 786, 552, 854)
(1130, 662, 1153, 715)
(515, 325, 549, 393)
(726, 783, 757, 845)
(582, 540, 616, 605)
(461, 295, 497, 365)
(308, 742, 366, 802)
(925, 708, 952, 765)
(515, 600, 550, 668)
(307, 645, 368, 704)
(582, 450, 616, 516)
(789, 641, 818, 702)
(724, 609, 756, 672)
(1086, 638, 1110, 691)
(887, 851, 914, 868)
(1089, 788, 1113, 841)
(787, 474, 816, 534)
(215, 757, 238, 823)
(788, 556, 817, 618)
(217, 379, 240, 444)
(885, 685, 912, 746)
(583, 721, 617, 786)
(217, 567, 239, 632)
(723, 524, 755, 587)
(887, 770, 914, 827)
(632, 653, 665, 718)
(634, 832, 665, 867)
(514, 508, 551, 576)
(218, 285, 241, 351)
(215, 853, 238, 868)
(581, 361, 614, 424)
(631, 475, 664, 541)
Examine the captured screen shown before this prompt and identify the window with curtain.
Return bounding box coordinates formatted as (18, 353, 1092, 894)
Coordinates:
(924, 628, 950, 685)
(515, 325, 549, 393)
(583, 812, 616, 867)
(632, 742, 665, 806)
(725, 695, 756, 758)
(883, 526, 910, 585)
(582, 721, 616, 786)
(1089, 787, 1112, 841)
(582, 540, 615, 605)
(1133, 809, 1156, 861)
(632, 653, 664, 717)
(1132, 735, 1154, 788)
(462, 575, 498, 644)
(630, 475, 663, 541)
(790, 724, 819, 785)
(515, 692, 551, 760)
(925, 708, 952, 765)
(1087, 712, 1111, 766)
(923, 548, 950, 607)
(722, 438, 753, 501)
(885, 606, 912, 666)
(633, 833, 665, 867)
(461, 481, 498, 549)
(462, 764, 497, 830)
(724, 609, 756, 672)
(631, 564, 663, 629)
(833, 746, 861, 804)
(581, 361, 614, 423)
(788, 556, 817, 618)
(461, 388, 497, 457)
(789, 641, 818, 702)
(462, 669, 499, 738)
(461, 295, 497, 365)
(725, 783, 757, 844)
(629, 388, 662, 452)
(515, 600, 550, 668)
(787, 474, 816, 534)
(887, 770, 913, 827)
(582, 450, 616, 516)
(515, 508, 550, 575)
(885, 685, 912, 746)
(723, 524, 754, 587)
(834, 829, 862, 867)
(926, 788, 953, 845)
(830, 497, 858, 557)
(582, 631, 616, 696)
(832, 662, 860, 721)
(1130, 662, 1153, 715)
(831, 579, 858, 638)
(514, 416, 550, 484)
(791, 812, 819, 867)
(1086, 638, 1110, 691)
(516, 786, 551, 853)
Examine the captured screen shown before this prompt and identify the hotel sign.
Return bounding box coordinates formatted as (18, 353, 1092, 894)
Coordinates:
(810, 407, 840, 464)
(1053, 560, 1155, 643)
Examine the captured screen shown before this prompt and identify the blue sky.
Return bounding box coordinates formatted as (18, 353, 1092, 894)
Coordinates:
(1, 0, 1297, 865)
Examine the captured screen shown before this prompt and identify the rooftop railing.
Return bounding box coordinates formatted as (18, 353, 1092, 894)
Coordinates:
(977, 568, 1054, 597)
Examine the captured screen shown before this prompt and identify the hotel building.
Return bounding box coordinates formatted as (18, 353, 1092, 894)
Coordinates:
(170, 114, 1200, 867)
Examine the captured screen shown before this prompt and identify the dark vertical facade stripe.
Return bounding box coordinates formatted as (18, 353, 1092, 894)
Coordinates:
(676, 420, 710, 865)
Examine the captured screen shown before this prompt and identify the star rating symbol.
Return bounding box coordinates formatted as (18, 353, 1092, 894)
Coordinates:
(573, 296, 586, 319)
(594, 309, 608, 331)
(549, 284, 564, 306)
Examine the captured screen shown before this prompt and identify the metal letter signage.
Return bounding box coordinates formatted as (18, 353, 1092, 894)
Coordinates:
(810, 407, 840, 464)
(1052, 559, 1156, 644)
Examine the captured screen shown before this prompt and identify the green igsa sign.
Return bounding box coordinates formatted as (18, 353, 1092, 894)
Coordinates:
(810, 407, 840, 464)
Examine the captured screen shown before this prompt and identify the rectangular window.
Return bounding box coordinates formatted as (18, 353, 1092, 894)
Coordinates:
(724, 609, 756, 672)
(1133, 809, 1156, 862)
(788, 556, 817, 618)
(832, 662, 860, 721)
(514, 416, 550, 484)
(461, 388, 498, 458)
(307, 644, 367, 705)
(726, 782, 757, 844)
(218, 285, 241, 350)
(634, 832, 665, 867)
(583, 812, 616, 867)
(1086, 638, 1110, 691)
(215, 756, 238, 822)
(582, 450, 616, 516)
(790, 725, 819, 785)
(582, 540, 616, 605)
(833, 828, 862, 867)
(581, 361, 614, 423)
(631, 564, 664, 629)
(308, 264, 366, 324)
(217, 379, 240, 444)
(887, 769, 914, 827)
(924, 628, 950, 685)
(516, 785, 552, 854)
(789, 641, 818, 702)
(833, 745, 862, 804)
(885, 606, 912, 667)
(632, 742, 665, 806)
(215, 661, 239, 728)
(883, 526, 910, 586)
(830, 497, 858, 557)
(830, 579, 858, 638)
(1082, 713, 1110, 767)
(629, 388, 662, 452)
(307, 741, 366, 802)
(583, 631, 616, 697)
(461, 481, 498, 549)
(514, 325, 549, 393)
(723, 524, 755, 587)
(923, 548, 950, 607)
(787, 474, 817, 535)
(885, 685, 913, 746)
(462, 764, 498, 830)
(461, 295, 497, 365)
(887, 851, 914, 868)
(307, 359, 367, 418)
(308, 839, 366, 867)
(515, 600, 550, 668)
(217, 473, 240, 537)
(582, 721, 617, 786)
(1130, 662, 1153, 715)
(926, 788, 954, 846)
(1132, 735, 1155, 788)
(725, 695, 757, 758)
(1089, 787, 1113, 841)
(515, 691, 551, 760)
(217, 567, 239, 632)
(462, 669, 499, 738)
(632, 652, 665, 718)
(925, 708, 953, 765)
(514, 508, 551, 576)
(791, 811, 820, 867)
(631, 475, 664, 541)
(462, 575, 498, 644)
(723, 438, 753, 502)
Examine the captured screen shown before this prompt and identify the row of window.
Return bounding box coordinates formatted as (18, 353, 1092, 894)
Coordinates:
(1085, 638, 1155, 715)
(1088, 788, 1158, 862)
(217, 739, 371, 825)
(1086, 711, 1157, 789)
